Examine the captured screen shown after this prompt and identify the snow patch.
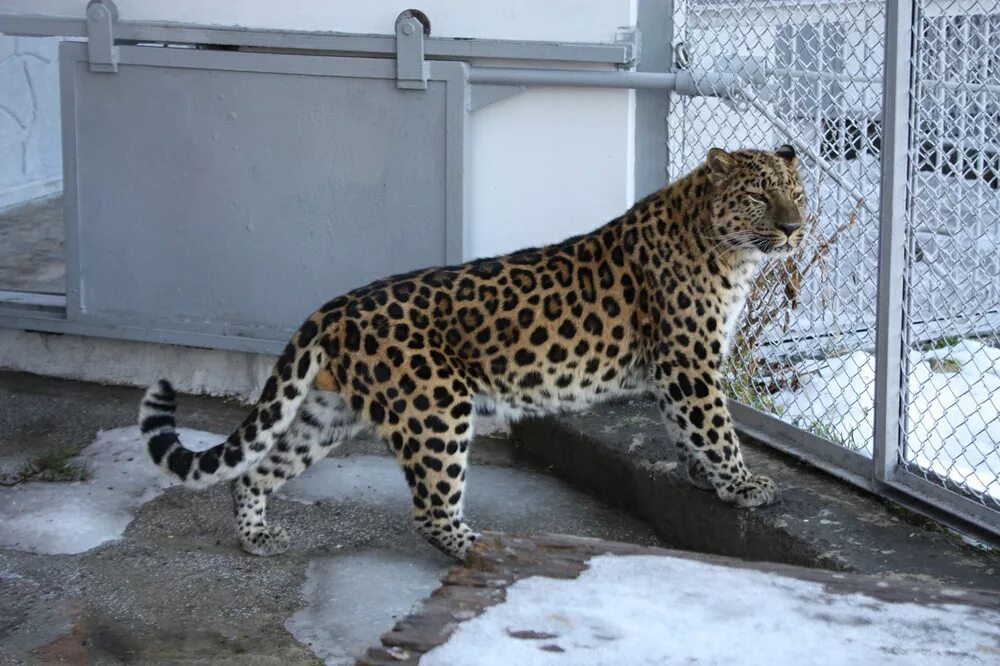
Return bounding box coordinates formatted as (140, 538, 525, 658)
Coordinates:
(0, 426, 221, 554)
(775, 339, 1000, 502)
(635, 460, 677, 476)
(423, 554, 1000, 666)
(285, 551, 447, 666)
(626, 434, 645, 453)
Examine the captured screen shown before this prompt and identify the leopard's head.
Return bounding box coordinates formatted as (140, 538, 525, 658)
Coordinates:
(705, 145, 807, 257)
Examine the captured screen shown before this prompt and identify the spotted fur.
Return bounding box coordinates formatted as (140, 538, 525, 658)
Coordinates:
(138, 145, 807, 559)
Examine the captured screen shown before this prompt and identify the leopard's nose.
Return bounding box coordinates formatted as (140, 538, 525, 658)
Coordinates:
(778, 222, 801, 236)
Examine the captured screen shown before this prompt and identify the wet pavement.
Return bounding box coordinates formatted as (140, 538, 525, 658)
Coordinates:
(0, 372, 660, 664)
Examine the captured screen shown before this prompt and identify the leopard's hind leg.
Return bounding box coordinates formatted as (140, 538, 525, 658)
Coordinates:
(379, 397, 479, 561)
(232, 389, 356, 555)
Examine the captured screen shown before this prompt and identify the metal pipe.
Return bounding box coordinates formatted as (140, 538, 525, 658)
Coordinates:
(466, 67, 749, 100)
(467, 67, 679, 89)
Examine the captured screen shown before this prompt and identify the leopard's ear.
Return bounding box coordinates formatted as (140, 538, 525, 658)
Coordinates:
(775, 144, 798, 166)
(706, 147, 733, 184)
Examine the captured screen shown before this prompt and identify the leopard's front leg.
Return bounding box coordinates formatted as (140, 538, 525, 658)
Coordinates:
(653, 363, 779, 508)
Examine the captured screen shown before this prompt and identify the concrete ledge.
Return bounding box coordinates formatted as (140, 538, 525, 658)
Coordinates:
(511, 400, 999, 589)
(0, 329, 274, 401)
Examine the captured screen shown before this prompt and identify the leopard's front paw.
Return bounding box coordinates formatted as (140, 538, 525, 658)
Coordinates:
(719, 474, 779, 508)
(686, 459, 716, 491)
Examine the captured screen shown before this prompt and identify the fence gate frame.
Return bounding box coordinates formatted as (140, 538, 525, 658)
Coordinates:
(671, 0, 1000, 546)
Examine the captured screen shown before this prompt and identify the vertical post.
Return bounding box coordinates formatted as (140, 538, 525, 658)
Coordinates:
(873, 0, 916, 481)
(635, 0, 673, 198)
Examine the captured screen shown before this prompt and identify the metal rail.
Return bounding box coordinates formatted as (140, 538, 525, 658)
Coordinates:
(0, 13, 634, 66)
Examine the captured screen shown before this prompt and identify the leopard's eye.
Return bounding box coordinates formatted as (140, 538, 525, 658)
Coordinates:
(793, 190, 807, 206)
(745, 193, 767, 206)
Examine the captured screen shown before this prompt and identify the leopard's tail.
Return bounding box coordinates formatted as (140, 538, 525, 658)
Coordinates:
(138, 341, 325, 489)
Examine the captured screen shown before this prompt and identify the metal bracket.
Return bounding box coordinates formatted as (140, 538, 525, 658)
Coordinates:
(616, 26, 640, 70)
(395, 9, 430, 90)
(86, 0, 119, 73)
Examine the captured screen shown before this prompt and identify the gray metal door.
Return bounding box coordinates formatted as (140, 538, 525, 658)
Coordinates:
(60, 42, 467, 353)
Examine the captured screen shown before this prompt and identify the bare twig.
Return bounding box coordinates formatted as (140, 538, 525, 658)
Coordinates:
(729, 195, 865, 399)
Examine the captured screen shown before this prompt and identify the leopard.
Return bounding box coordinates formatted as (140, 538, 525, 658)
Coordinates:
(138, 144, 807, 560)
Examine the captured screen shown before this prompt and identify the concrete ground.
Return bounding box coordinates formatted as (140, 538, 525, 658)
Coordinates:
(0, 372, 659, 664)
(0, 196, 64, 294)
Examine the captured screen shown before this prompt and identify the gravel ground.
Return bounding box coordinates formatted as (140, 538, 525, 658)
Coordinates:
(0, 372, 660, 664)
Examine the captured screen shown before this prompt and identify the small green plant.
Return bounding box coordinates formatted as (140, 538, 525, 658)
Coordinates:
(928, 357, 962, 373)
(920, 335, 963, 351)
(787, 416, 866, 452)
(723, 374, 781, 415)
(807, 419, 846, 447)
(0, 446, 92, 487)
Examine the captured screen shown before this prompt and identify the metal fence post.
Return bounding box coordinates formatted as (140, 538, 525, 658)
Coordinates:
(873, 0, 916, 482)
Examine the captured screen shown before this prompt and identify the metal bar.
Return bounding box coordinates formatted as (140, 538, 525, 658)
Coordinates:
(634, 0, 673, 198)
(0, 291, 65, 313)
(732, 403, 1000, 548)
(873, 0, 916, 483)
(0, 14, 87, 38)
(0, 13, 634, 66)
(885, 471, 1000, 544)
(466, 67, 742, 98)
(731, 402, 873, 483)
(468, 67, 679, 89)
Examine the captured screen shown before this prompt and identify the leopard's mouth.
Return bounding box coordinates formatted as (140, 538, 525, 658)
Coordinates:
(750, 236, 799, 256)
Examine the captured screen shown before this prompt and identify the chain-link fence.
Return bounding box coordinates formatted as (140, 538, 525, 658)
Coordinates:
(902, 0, 1000, 515)
(668, 0, 1000, 536)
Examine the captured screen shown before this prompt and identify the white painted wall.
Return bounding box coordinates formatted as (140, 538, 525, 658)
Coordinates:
(0, 35, 61, 210)
(468, 87, 635, 258)
(0, 0, 637, 257)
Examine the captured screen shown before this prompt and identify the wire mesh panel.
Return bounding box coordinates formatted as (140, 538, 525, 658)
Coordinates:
(901, 0, 1000, 511)
(668, 0, 1000, 534)
(669, 0, 887, 454)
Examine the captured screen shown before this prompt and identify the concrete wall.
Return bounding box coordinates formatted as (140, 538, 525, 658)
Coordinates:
(0, 35, 61, 211)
